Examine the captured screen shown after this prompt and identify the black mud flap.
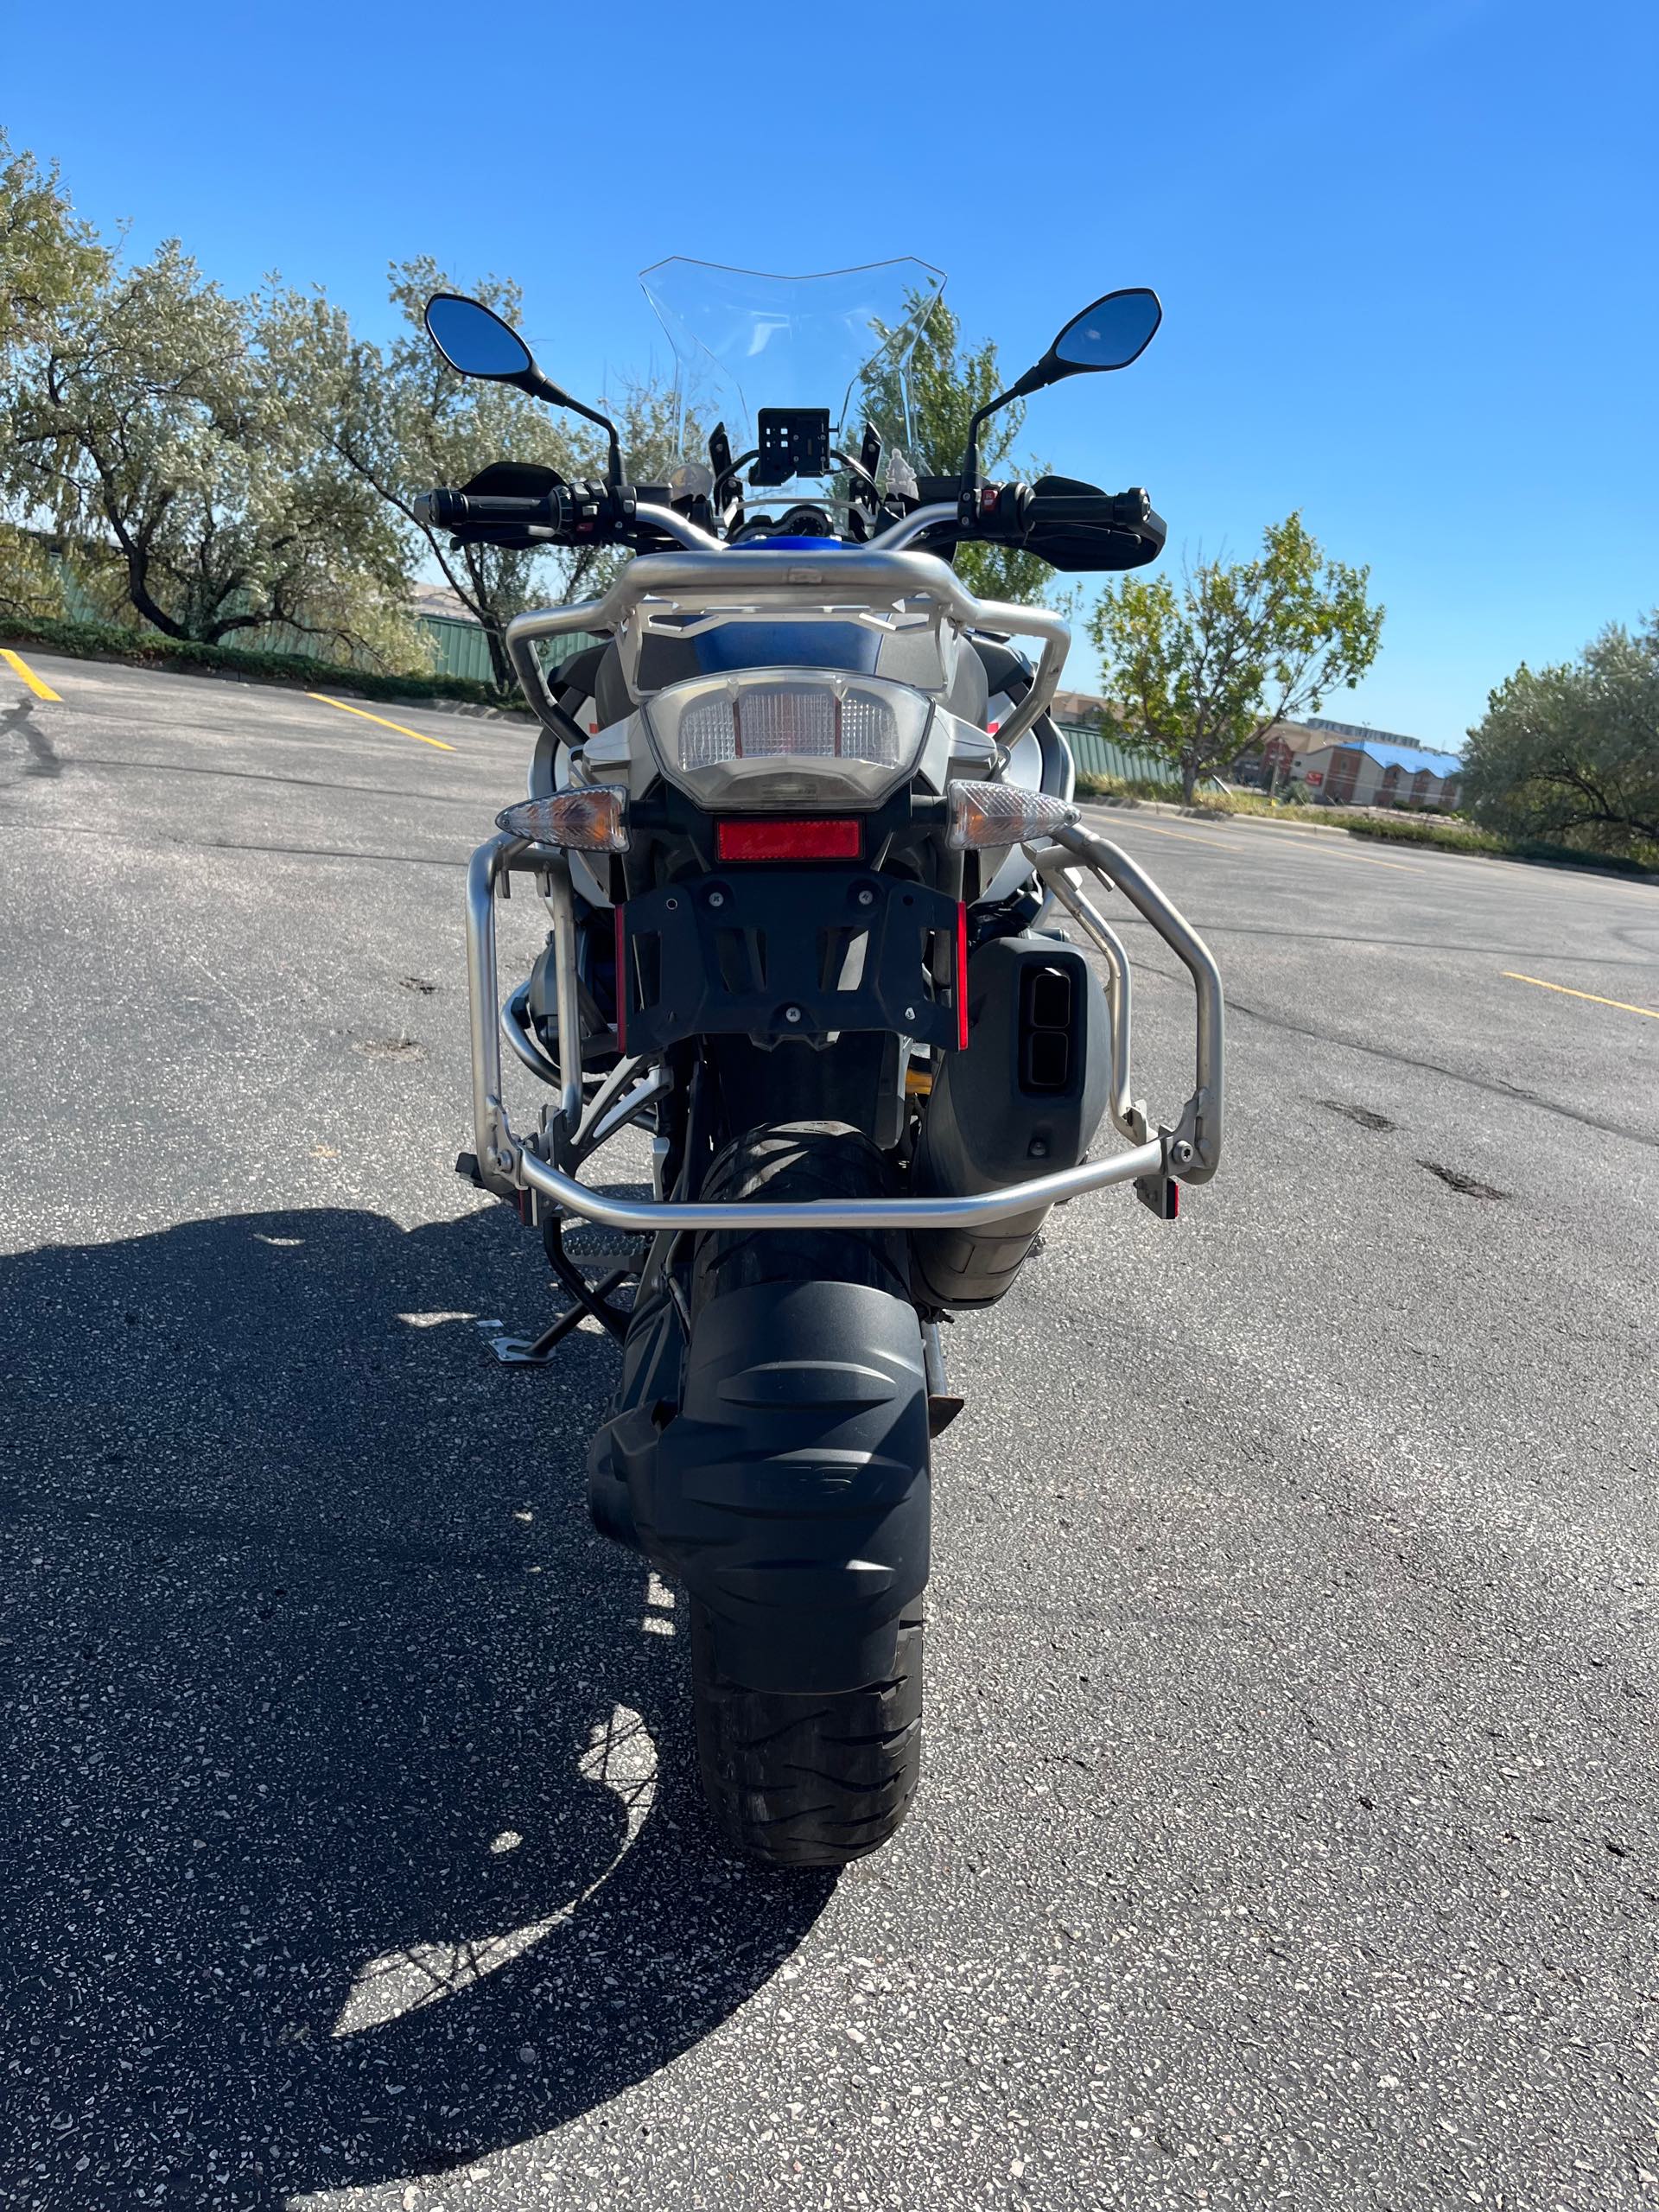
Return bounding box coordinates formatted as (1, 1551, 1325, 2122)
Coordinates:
(626, 1278, 931, 1696)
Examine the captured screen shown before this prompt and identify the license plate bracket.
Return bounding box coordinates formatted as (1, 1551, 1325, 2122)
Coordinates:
(615, 869, 963, 1053)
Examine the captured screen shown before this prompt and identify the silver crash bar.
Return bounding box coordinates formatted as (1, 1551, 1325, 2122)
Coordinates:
(1035, 822, 1223, 1181)
(464, 817, 1223, 1230)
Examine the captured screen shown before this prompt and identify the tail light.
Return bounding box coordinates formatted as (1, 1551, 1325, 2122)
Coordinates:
(681, 683, 901, 769)
(644, 671, 932, 810)
(496, 787, 629, 850)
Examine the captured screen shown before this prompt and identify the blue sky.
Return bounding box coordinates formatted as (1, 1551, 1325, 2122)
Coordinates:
(7, 0, 1656, 748)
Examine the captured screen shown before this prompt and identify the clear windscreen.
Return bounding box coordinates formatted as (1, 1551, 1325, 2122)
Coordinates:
(639, 257, 946, 518)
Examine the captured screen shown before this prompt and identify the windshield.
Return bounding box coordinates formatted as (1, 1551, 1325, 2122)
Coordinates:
(639, 257, 945, 512)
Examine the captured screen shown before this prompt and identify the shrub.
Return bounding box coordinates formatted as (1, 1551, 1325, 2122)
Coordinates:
(0, 613, 531, 713)
(1072, 764, 1654, 877)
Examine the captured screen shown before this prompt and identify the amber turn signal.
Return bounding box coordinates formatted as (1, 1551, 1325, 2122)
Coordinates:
(944, 780, 1076, 850)
(496, 787, 630, 851)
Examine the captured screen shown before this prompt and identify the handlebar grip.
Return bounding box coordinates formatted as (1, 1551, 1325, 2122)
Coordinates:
(415, 487, 557, 529)
(1025, 486, 1152, 528)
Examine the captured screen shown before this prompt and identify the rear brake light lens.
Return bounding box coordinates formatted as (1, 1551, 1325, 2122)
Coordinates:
(497, 787, 629, 851)
(643, 671, 932, 810)
(717, 817, 861, 862)
(945, 779, 1075, 850)
(680, 683, 901, 769)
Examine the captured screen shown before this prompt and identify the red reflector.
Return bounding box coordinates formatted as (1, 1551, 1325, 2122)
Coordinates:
(956, 901, 969, 1050)
(716, 818, 861, 862)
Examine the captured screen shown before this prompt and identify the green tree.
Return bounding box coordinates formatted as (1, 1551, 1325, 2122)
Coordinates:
(1462, 614, 1659, 862)
(320, 257, 680, 690)
(0, 519, 67, 620)
(1, 222, 423, 662)
(0, 131, 110, 352)
(1088, 512, 1384, 804)
(0, 132, 111, 618)
(863, 294, 1067, 609)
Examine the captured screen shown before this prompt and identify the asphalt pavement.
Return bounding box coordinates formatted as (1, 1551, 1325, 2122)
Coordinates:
(3, 648, 1656, 2212)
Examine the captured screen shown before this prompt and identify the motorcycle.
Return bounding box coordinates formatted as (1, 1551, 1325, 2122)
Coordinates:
(416, 259, 1224, 1867)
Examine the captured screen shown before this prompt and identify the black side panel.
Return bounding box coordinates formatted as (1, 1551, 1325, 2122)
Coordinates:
(637, 1280, 930, 1695)
(910, 934, 1109, 1308)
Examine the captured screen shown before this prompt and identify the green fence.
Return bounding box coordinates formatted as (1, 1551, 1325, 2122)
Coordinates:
(52, 560, 602, 688)
(423, 612, 493, 682)
(1055, 721, 1181, 790)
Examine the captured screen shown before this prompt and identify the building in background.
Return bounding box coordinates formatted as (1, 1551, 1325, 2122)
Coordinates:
(1030, 692, 1465, 810)
(1300, 715, 1436, 753)
(1289, 735, 1463, 809)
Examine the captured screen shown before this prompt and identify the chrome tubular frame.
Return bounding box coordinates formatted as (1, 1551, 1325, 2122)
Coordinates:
(467, 833, 584, 1188)
(501, 982, 561, 1084)
(1045, 873, 1135, 1136)
(1032, 822, 1224, 1181)
(505, 546, 1070, 754)
(515, 1132, 1166, 1232)
(463, 812, 1224, 1225)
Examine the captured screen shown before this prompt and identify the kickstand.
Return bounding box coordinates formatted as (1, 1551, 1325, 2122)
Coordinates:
(487, 1266, 634, 1365)
(486, 1219, 637, 1367)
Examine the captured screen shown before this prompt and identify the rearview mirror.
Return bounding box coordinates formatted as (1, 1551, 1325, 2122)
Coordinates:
(962, 284, 1164, 482)
(1047, 287, 1163, 375)
(423, 294, 536, 381)
(423, 290, 626, 486)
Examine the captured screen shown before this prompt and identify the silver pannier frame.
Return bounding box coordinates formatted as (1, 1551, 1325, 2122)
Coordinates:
(466, 539, 1223, 1229)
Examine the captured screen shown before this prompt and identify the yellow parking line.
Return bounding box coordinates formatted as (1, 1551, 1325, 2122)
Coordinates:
(1503, 971, 1659, 1021)
(1, 648, 62, 702)
(307, 692, 455, 752)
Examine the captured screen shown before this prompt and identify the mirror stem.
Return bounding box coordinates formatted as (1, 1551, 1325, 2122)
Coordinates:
(962, 396, 996, 488)
(962, 365, 1056, 484)
(524, 372, 624, 486)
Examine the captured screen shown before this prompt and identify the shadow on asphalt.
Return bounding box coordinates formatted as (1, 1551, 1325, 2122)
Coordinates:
(2, 1205, 834, 2207)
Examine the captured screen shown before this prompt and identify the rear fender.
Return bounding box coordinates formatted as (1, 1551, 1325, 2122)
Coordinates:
(632, 1279, 930, 1694)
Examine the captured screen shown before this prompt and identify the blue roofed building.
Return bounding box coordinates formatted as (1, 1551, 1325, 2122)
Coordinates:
(1286, 730, 1464, 810)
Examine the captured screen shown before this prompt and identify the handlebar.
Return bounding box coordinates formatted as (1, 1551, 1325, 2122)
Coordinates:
(413, 481, 715, 552)
(965, 479, 1152, 536)
(413, 477, 1160, 567)
(992, 478, 1166, 571)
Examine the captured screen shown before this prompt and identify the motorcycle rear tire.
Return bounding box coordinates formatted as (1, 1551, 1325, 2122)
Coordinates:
(687, 1122, 925, 1868)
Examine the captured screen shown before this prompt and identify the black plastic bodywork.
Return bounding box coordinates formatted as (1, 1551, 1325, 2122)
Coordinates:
(1020, 474, 1167, 572)
(705, 1033, 906, 1147)
(910, 933, 1110, 1308)
(588, 1277, 930, 1694)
